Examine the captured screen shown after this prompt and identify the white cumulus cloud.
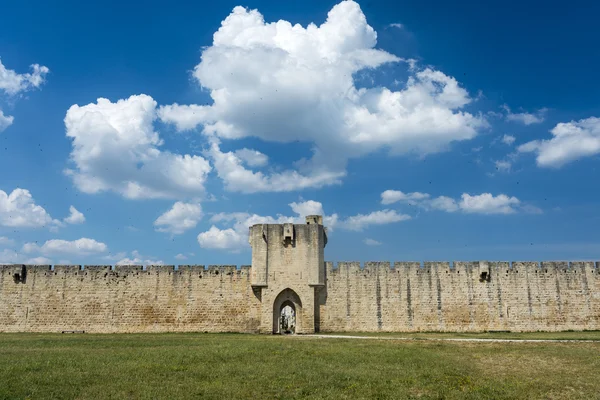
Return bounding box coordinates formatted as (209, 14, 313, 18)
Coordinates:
(381, 190, 535, 215)
(0, 58, 49, 132)
(289, 200, 325, 217)
(197, 226, 248, 251)
(0, 188, 59, 228)
(0, 58, 49, 95)
(364, 238, 382, 246)
(25, 256, 53, 264)
(156, 103, 209, 132)
(63, 206, 85, 224)
(22, 238, 107, 256)
(518, 116, 600, 168)
(206, 138, 344, 193)
(459, 193, 520, 215)
(381, 190, 430, 205)
(64, 94, 212, 199)
(159, 1, 487, 193)
(341, 210, 410, 231)
(154, 201, 203, 235)
(0, 249, 54, 265)
(427, 196, 460, 212)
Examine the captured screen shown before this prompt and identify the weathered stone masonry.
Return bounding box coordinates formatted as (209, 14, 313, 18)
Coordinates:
(1, 216, 599, 333)
(0, 264, 261, 333)
(319, 261, 600, 332)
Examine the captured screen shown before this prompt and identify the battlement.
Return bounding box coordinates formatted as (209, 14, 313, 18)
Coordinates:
(0, 264, 254, 278)
(325, 260, 600, 273)
(305, 215, 323, 225)
(3, 261, 599, 276)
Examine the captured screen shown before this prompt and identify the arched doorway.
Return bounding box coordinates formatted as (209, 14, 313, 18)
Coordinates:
(279, 301, 296, 334)
(273, 288, 302, 334)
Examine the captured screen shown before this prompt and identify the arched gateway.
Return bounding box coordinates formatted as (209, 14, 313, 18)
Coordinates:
(249, 215, 327, 334)
(273, 289, 302, 334)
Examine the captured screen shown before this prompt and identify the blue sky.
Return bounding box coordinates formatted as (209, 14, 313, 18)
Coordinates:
(1, 0, 599, 266)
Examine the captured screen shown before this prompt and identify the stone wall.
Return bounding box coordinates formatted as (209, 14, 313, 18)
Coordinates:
(319, 261, 600, 332)
(0, 264, 260, 333)
(1, 261, 599, 333)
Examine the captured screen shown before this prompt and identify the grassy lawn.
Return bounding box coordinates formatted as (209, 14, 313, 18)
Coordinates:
(0, 333, 599, 399)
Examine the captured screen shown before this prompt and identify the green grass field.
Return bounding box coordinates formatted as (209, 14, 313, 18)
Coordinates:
(1, 333, 599, 400)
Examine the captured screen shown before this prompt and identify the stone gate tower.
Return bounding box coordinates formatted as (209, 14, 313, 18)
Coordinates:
(249, 215, 327, 334)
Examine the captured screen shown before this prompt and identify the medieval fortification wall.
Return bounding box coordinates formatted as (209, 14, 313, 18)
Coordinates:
(1, 261, 599, 333)
(0, 264, 260, 333)
(320, 261, 600, 332)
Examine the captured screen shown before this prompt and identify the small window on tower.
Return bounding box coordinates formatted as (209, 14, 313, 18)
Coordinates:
(479, 271, 490, 283)
(283, 223, 294, 245)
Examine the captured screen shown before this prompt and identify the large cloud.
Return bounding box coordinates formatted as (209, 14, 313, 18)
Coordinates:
(64, 94, 212, 199)
(518, 117, 600, 168)
(381, 189, 540, 215)
(159, 1, 487, 193)
(0, 188, 60, 228)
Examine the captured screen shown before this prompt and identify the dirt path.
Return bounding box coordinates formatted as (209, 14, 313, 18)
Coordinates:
(298, 334, 600, 343)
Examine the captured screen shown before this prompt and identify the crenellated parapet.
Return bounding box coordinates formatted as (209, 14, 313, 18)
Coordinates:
(326, 261, 600, 274)
(0, 264, 254, 279)
(3, 261, 598, 280)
